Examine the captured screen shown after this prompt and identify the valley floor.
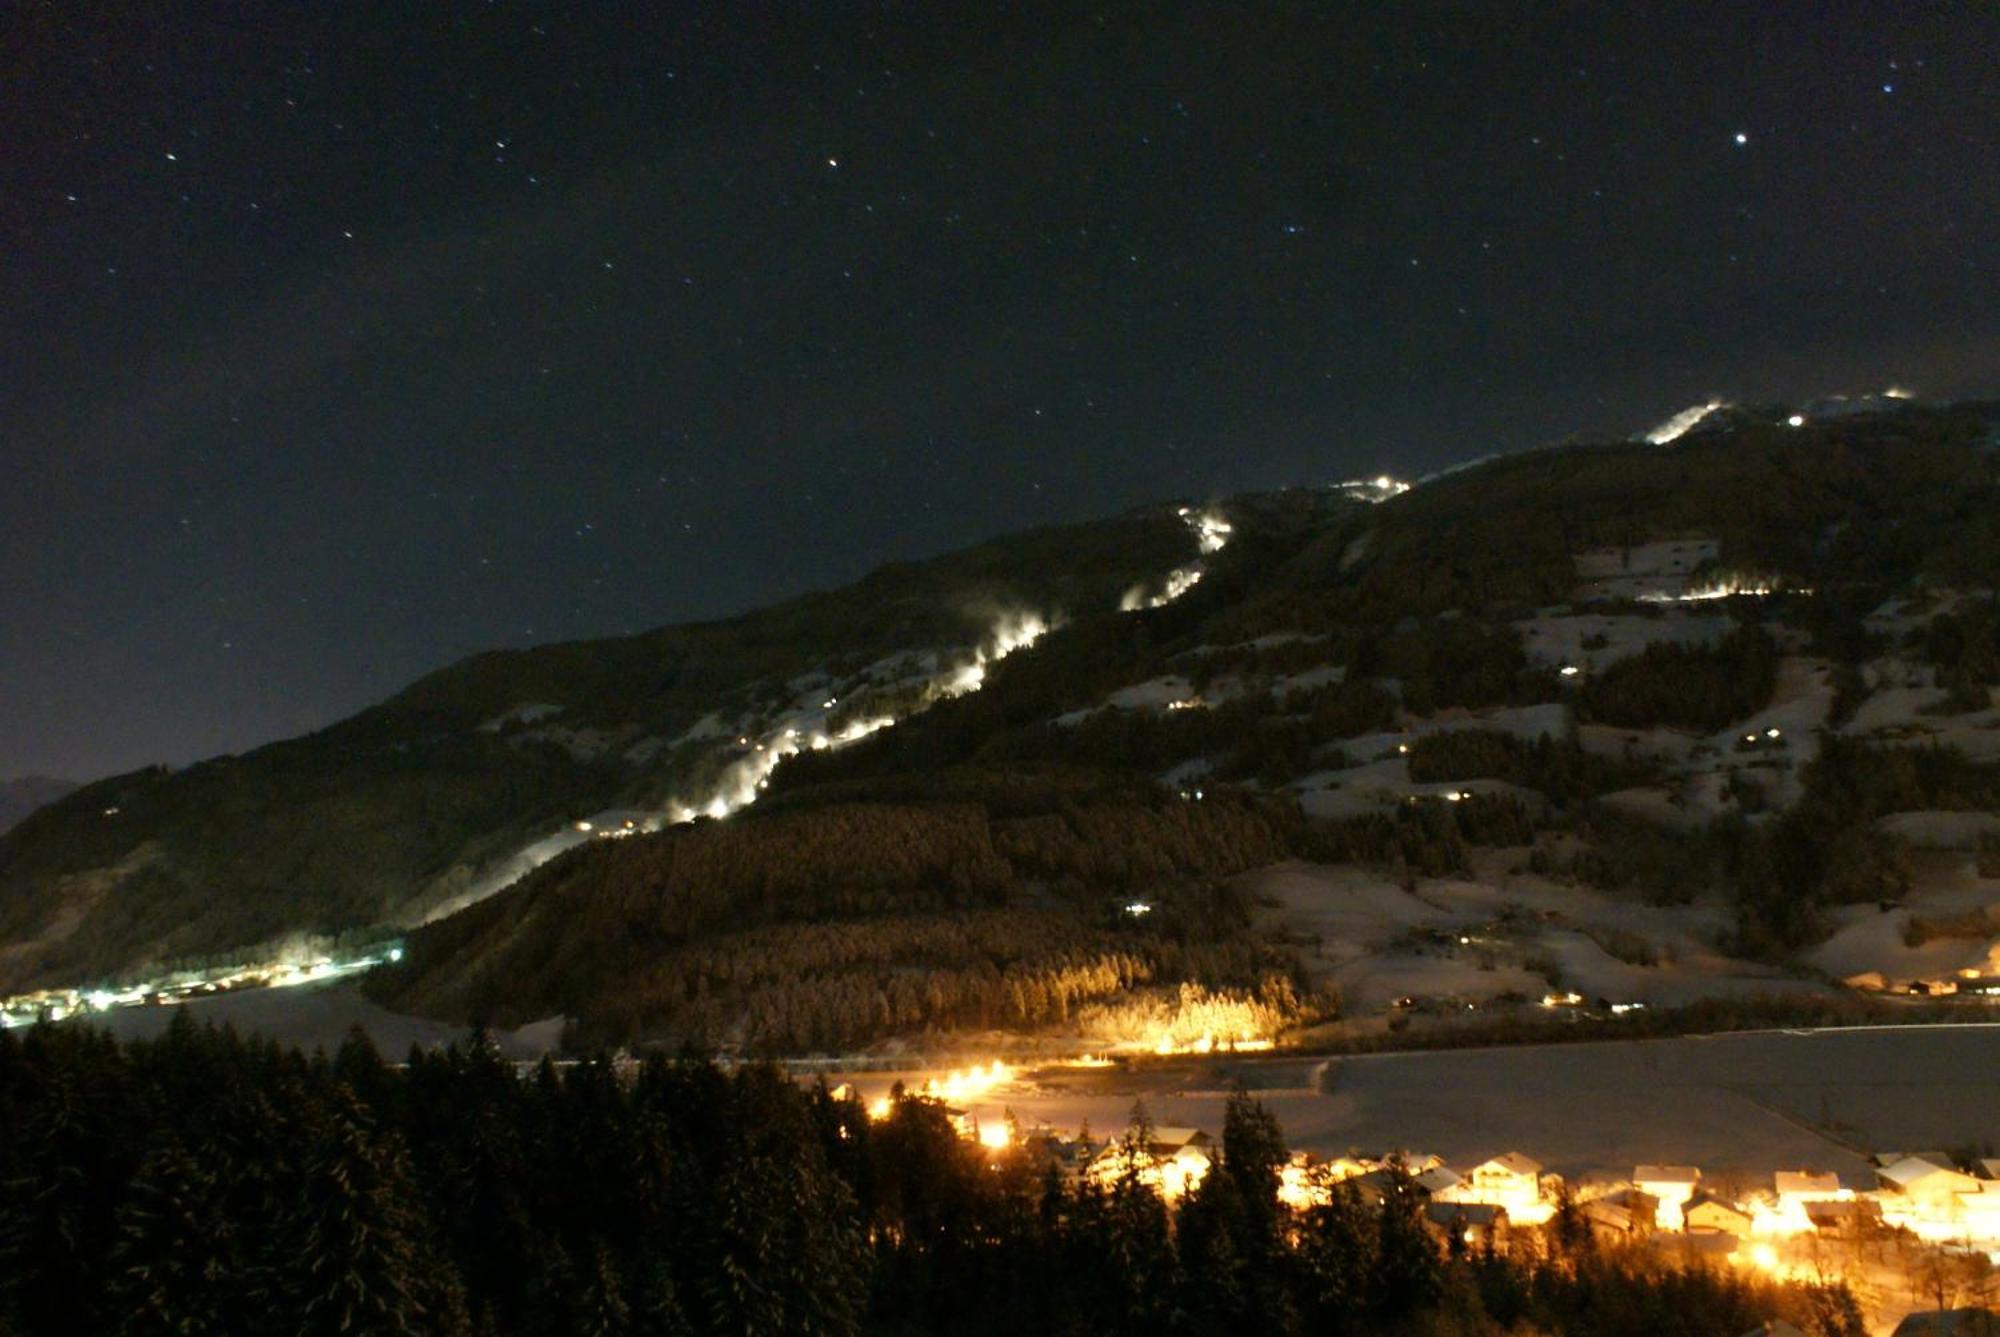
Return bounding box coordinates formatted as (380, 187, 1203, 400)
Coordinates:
(78, 977, 2000, 1183)
(834, 1023, 2000, 1183)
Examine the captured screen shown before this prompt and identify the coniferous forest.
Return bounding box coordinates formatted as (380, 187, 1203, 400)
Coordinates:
(0, 1017, 1866, 1336)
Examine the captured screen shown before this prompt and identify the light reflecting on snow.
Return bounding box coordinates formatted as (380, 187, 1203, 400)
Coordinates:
(1335, 474, 1412, 503)
(1644, 399, 1728, 444)
(1638, 576, 1775, 603)
(929, 610, 1052, 700)
(1121, 506, 1230, 610)
(2, 944, 404, 1029)
(665, 611, 1052, 823)
(1121, 565, 1203, 611)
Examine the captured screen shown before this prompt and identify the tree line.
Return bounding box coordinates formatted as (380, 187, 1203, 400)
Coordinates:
(367, 790, 1316, 1050)
(0, 1017, 1866, 1336)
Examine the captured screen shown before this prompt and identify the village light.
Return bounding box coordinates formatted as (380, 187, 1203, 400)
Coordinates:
(1559, 665, 1581, 677)
(1786, 415, 1805, 427)
(919, 1061, 1014, 1104)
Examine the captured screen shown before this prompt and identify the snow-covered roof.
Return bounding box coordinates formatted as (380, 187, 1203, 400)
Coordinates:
(1583, 1199, 1633, 1229)
(1426, 1200, 1505, 1226)
(1150, 1127, 1210, 1150)
(1877, 1156, 1970, 1190)
(1415, 1166, 1463, 1194)
(1773, 1170, 1842, 1198)
(1687, 1194, 1750, 1219)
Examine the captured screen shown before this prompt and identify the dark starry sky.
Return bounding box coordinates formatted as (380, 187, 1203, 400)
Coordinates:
(5, 3, 1997, 781)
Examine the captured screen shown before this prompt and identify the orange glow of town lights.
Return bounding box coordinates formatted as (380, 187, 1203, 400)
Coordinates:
(917, 1060, 1015, 1103)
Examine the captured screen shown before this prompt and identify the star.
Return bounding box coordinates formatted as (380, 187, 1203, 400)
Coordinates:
(1733, 132, 1749, 146)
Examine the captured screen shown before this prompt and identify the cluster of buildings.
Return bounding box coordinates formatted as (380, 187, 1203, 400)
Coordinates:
(0, 945, 402, 1030)
(1340, 1147, 2000, 1255)
(1845, 956, 2000, 1001)
(907, 1105, 2000, 1270)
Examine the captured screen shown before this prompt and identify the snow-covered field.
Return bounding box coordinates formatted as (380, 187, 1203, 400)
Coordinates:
(1285, 702, 1572, 818)
(1571, 539, 1722, 601)
(1517, 609, 1729, 672)
(71, 981, 552, 1059)
(1246, 857, 1817, 1013)
(839, 1025, 2000, 1180)
(1807, 850, 2000, 983)
(1842, 686, 2000, 762)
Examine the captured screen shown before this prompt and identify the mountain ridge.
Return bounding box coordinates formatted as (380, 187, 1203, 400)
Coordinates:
(0, 778, 75, 837)
(7, 401, 2000, 1039)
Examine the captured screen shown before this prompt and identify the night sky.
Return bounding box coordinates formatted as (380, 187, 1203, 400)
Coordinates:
(6, 4, 1997, 782)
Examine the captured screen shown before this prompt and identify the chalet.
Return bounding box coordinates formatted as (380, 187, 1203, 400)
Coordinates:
(1773, 1170, 1846, 1205)
(1581, 1197, 1638, 1239)
(1346, 1167, 1417, 1207)
(1633, 1165, 1702, 1231)
(1278, 1152, 1374, 1210)
(1685, 1194, 1753, 1239)
(1877, 1157, 1982, 1215)
(1029, 1132, 1105, 1185)
(1085, 1127, 1212, 1198)
(1320, 1154, 1375, 1182)
(1758, 1169, 1854, 1232)
(1458, 1152, 1545, 1214)
(1415, 1166, 1463, 1197)
(1802, 1199, 1881, 1238)
(1146, 1127, 1213, 1158)
(1332, 1155, 1447, 1205)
